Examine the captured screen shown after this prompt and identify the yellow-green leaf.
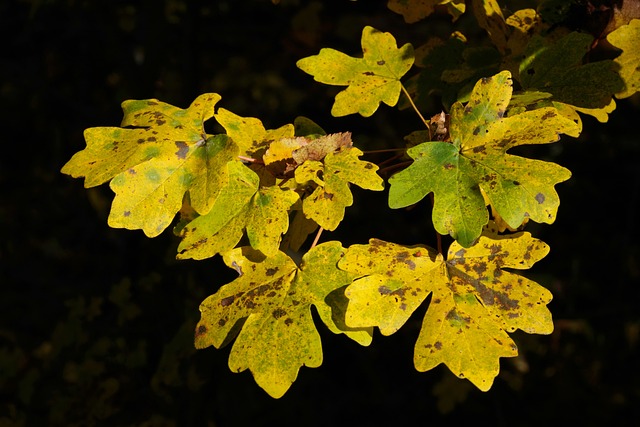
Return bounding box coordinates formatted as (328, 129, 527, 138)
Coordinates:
(340, 231, 553, 391)
(296, 147, 384, 231)
(177, 161, 299, 259)
(297, 26, 414, 117)
(62, 94, 240, 237)
(607, 19, 640, 98)
(215, 108, 294, 158)
(389, 71, 577, 247)
(195, 242, 371, 398)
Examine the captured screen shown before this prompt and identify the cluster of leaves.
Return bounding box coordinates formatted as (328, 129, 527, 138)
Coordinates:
(62, 1, 640, 398)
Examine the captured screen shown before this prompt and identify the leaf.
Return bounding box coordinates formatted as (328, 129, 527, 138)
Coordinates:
(389, 71, 577, 247)
(177, 161, 299, 259)
(62, 94, 240, 237)
(387, 0, 465, 23)
(297, 26, 414, 117)
(194, 242, 372, 398)
(296, 147, 384, 231)
(340, 231, 553, 391)
(519, 32, 624, 109)
(607, 19, 640, 98)
(215, 108, 294, 158)
(472, 0, 509, 53)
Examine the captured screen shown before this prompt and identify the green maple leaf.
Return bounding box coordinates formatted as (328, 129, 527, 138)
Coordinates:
(607, 19, 640, 99)
(519, 32, 624, 109)
(61, 94, 238, 237)
(177, 161, 299, 259)
(194, 242, 372, 398)
(388, 71, 577, 247)
(295, 147, 384, 231)
(340, 231, 553, 391)
(297, 26, 414, 117)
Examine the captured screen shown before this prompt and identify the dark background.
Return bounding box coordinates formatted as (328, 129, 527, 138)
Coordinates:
(2, 1, 639, 426)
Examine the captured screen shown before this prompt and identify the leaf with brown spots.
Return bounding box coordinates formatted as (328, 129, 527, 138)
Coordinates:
(62, 93, 239, 237)
(389, 71, 578, 247)
(297, 26, 414, 117)
(177, 161, 299, 259)
(340, 231, 553, 391)
(295, 147, 384, 231)
(194, 242, 372, 398)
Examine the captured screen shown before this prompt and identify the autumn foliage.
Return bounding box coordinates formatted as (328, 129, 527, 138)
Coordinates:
(61, 1, 640, 398)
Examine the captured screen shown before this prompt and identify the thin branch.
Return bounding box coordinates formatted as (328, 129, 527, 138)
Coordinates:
(400, 83, 430, 133)
(362, 148, 406, 155)
(238, 155, 264, 164)
(310, 227, 324, 249)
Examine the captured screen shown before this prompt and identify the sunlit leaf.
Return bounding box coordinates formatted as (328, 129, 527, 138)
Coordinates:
(389, 71, 577, 247)
(297, 26, 414, 117)
(340, 231, 552, 391)
(195, 242, 372, 398)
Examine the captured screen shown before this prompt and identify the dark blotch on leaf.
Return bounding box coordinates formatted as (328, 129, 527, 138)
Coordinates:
(196, 325, 207, 336)
(535, 193, 545, 204)
(175, 141, 189, 159)
(378, 286, 392, 295)
(272, 308, 287, 319)
(363, 71, 375, 76)
(220, 296, 235, 307)
(265, 267, 278, 276)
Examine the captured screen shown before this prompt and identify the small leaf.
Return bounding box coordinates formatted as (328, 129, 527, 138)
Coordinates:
(195, 242, 371, 398)
(297, 26, 414, 117)
(607, 19, 640, 99)
(177, 161, 299, 259)
(389, 71, 577, 247)
(215, 108, 294, 158)
(297, 147, 384, 231)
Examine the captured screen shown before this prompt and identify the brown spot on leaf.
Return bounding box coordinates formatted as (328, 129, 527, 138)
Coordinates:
(285, 318, 294, 326)
(175, 141, 189, 159)
(541, 110, 556, 120)
(323, 192, 334, 200)
(435, 341, 442, 350)
(265, 267, 278, 276)
(218, 318, 226, 326)
(196, 325, 207, 336)
(378, 286, 392, 295)
(535, 193, 545, 204)
(220, 296, 235, 307)
(272, 308, 287, 319)
(377, 60, 385, 66)
(124, 211, 131, 217)
(363, 71, 374, 76)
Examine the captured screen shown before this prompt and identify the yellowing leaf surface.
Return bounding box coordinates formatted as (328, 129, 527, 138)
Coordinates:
(215, 108, 294, 158)
(295, 147, 384, 231)
(340, 231, 553, 391)
(297, 26, 414, 117)
(388, 71, 577, 247)
(61, 94, 238, 237)
(607, 19, 640, 98)
(177, 161, 299, 259)
(194, 242, 372, 398)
